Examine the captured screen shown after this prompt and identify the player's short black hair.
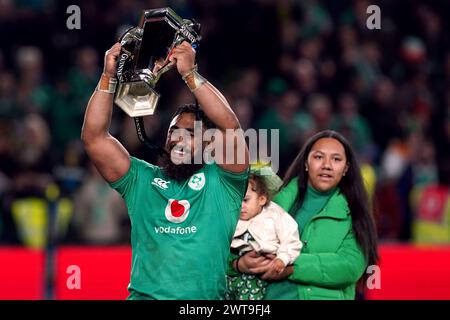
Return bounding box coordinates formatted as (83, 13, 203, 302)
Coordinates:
(172, 103, 216, 130)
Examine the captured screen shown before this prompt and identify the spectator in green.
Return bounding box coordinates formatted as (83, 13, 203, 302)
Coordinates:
(332, 92, 374, 155)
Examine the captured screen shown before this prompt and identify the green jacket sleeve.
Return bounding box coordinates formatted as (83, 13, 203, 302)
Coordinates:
(288, 230, 367, 288)
(273, 178, 299, 213)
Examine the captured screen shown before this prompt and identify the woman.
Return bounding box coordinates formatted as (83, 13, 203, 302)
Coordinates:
(233, 130, 379, 299)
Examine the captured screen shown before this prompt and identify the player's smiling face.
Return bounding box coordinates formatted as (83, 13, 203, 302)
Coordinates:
(305, 137, 349, 192)
(161, 112, 207, 182)
(166, 112, 203, 165)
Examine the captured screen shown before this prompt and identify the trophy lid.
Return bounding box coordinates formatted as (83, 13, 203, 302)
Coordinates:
(133, 7, 201, 73)
(141, 7, 201, 45)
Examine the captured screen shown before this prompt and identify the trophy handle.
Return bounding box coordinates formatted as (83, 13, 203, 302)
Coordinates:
(133, 117, 168, 157)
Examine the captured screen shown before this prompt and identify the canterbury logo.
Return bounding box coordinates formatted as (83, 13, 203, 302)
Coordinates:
(152, 178, 170, 190)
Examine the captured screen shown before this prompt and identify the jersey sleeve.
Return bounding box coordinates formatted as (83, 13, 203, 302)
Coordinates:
(109, 156, 157, 214)
(211, 163, 249, 208)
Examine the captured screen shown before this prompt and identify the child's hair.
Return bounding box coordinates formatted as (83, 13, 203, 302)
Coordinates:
(248, 173, 270, 207)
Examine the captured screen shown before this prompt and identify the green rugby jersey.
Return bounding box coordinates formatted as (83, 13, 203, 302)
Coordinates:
(110, 157, 248, 299)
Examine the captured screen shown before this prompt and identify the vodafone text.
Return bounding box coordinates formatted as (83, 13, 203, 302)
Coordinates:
(154, 225, 197, 234)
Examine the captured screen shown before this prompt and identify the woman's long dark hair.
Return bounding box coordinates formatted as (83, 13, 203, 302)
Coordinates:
(282, 130, 379, 272)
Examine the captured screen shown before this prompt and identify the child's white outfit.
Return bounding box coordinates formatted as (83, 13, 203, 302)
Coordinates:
(231, 201, 302, 266)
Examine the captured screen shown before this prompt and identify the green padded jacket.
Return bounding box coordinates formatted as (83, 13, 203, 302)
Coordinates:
(271, 178, 367, 300)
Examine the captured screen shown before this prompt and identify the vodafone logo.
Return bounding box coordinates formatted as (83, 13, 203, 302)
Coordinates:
(165, 199, 190, 223)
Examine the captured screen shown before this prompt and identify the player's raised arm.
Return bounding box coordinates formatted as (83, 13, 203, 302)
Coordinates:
(81, 43, 130, 183)
(170, 41, 249, 173)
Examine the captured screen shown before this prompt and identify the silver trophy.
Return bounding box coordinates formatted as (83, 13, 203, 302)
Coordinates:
(115, 7, 201, 117)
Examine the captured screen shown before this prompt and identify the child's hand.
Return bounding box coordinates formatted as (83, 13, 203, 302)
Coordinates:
(271, 258, 286, 274)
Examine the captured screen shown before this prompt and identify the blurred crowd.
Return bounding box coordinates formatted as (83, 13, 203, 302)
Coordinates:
(0, 0, 449, 248)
